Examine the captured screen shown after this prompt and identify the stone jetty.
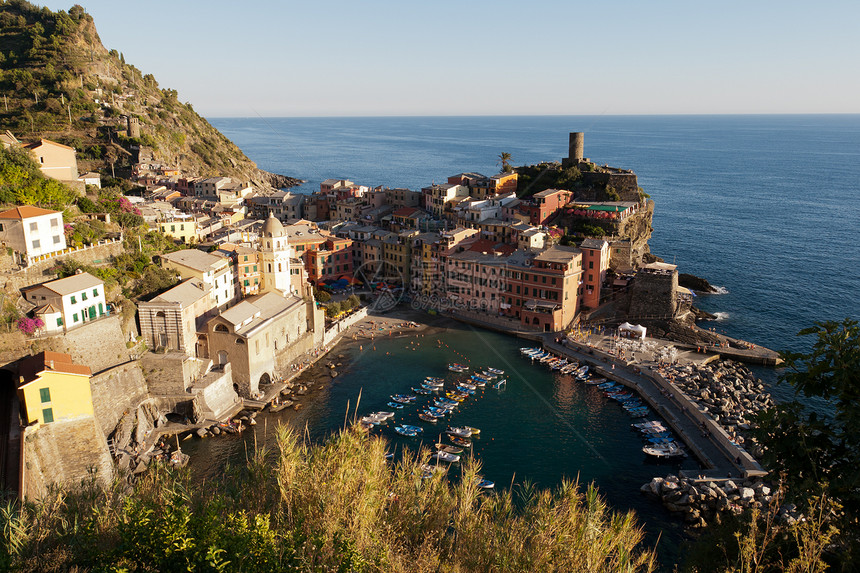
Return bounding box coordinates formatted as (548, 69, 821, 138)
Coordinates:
(661, 360, 773, 456)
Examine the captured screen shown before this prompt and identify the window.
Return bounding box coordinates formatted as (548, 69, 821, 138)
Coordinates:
(71, 295, 76, 304)
(73, 313, 79, 323)
(42, 408, 54, 423)
(53, 235, 61, 244)
(244, 255, 248, 262)
(39, 388, 51, 403)
(56, 317, 63, 327)
(32, 239, 40, 249)
(82, 291, 88, 301)
(30, 222, 38, 232)
(93, 289, 98, 297)
(589, 261, 594, 269)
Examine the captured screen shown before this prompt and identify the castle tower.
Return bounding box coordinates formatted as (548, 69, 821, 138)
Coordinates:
(569, 132, 584, 162)
(127, 116, 141, 139)
(260, 213, 292, 295)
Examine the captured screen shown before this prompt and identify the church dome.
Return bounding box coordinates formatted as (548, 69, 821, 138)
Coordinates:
(261, 213, 286, 238)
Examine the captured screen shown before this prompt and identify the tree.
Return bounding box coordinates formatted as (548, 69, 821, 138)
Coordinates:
(498, 151, 512, 173)
(754, 319, 860, 567)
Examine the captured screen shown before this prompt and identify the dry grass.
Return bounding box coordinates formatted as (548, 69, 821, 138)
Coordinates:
(0, 424, 657, 572)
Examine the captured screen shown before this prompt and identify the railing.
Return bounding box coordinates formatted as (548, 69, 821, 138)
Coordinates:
(25, 235, 124, 267)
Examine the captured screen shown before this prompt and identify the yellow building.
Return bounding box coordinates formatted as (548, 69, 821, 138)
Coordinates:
(158, 217, 199, 243)
(17, 351, 93, 427)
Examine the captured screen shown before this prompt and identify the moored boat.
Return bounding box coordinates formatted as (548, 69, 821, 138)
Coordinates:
(435, 443, 463, 455)
(431, 451, 460, 463)
(447, 426, 472, 438)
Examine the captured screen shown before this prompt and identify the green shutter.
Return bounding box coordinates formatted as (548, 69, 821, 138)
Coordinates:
(42, 408, 54, 423)
(39, 388, 51, 403)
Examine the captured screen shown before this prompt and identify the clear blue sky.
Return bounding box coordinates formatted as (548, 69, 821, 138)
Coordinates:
(40, 0, 860, 117)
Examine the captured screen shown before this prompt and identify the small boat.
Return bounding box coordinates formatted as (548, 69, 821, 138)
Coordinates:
(455, 386, 475, 395)
(412, 387, 432, 395)
(426, 406, 451, 415)
(480, 371, 498, 380)
(576, 365, 589, 377)
(447, 426, 472, 438)
(445, 392, 466, 402)
(643, 443, 687, 458)
(425, 377, 445, 383)
(477, 478, 495, 489)
(435, 443, 463, 454)
(464, 426, 480, 436)
(448, 363, 469, 372)
(633, 421, 667, 431)
(384, 452, 395, 461)
(493, 378, 507, 389)
(420, 409, 445, 418)
(401, 424, 423, 433)
(418, 412, 438, 423)
(391, 394, 416, 404)
(487, 367, 504, 375)
(374, 411, 395, 420)
(449, 435, 472, 448)
(387, 401, 405, 409)
(459, 382, 477, 391)
(431, 451, 460, 463)
(394, 426, 417, 437)
(470, 376, 488, 386)
(422, 383, 443, 391)
(419, 463, 447, 478)
(435, 397, 458, 407)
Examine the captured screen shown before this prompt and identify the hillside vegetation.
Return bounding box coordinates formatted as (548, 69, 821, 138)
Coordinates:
(0, 425, 656, 572)
(0, 1, 297, 188)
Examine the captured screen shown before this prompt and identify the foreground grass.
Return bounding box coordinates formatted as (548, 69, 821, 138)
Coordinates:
(0, 425, 656, 572)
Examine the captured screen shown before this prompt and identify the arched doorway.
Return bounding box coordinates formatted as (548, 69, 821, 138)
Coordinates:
(259, 372, 271, 387)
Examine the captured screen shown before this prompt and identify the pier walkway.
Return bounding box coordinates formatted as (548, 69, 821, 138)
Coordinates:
(539, 334, 767, 481)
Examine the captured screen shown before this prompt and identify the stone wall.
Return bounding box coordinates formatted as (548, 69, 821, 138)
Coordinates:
(322, 307, 368, 346)
(0, 239, 125, 293)
(89, 361, 150, 439)
(21, 417, 113, 499)
(628, 268, 678, 320)
(578, 171, 640, 201)
(274, 330, 318, 378)
(50, 315, 132, 374)
(140, 352, 204, 395)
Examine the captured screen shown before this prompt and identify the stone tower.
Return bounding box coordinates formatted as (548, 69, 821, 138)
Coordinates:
(259, 213, 292, 295)
(569, 132, 584, 162)
(127, 116, 141, 139)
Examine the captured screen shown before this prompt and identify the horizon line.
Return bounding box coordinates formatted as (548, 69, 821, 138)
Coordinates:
(204, 111, 860, 120)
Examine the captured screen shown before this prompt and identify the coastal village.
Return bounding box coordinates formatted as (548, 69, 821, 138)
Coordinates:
(0, 125, 780, 530)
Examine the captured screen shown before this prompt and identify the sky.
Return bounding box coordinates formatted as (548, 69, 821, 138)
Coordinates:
(38, 0, 860, 117)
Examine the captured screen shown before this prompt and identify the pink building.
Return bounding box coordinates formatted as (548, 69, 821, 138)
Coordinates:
(579, 238, 609, 309)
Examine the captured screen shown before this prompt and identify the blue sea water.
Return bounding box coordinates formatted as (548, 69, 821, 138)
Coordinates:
(195, 115, 860, 566)
(211, 114, 860, 355)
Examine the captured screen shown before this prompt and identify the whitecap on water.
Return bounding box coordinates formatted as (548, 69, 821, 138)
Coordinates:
(711, 312, 730, 321)
(710, 286, 729, 295)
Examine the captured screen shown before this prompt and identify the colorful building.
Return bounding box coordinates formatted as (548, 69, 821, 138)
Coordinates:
(519, 189, 572, 226)
(17, 351, 93, 427)
(579, 238, 610, 309)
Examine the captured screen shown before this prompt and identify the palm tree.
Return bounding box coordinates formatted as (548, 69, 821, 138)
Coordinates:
(498, 151, 512, 173)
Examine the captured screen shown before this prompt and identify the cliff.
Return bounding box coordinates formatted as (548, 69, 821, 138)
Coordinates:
(0, 2, 300, 190)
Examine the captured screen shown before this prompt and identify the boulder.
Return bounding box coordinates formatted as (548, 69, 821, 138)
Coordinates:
(196, 428, 208, 438)
(649, 477, 665, 496)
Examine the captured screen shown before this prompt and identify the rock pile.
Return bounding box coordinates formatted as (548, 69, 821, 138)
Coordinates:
(661, 360, 773, 453)
(641, 475, 773, 528)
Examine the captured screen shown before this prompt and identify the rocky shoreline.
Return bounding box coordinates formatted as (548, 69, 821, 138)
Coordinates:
(642, 474, 773, 528)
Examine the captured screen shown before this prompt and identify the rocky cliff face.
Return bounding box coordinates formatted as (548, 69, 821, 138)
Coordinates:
(0, 2, 300, 189)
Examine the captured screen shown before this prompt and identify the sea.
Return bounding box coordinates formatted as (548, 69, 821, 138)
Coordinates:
(186, 115, 860, 566)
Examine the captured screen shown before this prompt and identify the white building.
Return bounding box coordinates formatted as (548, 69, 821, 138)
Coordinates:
(22, 272, 107, 332)
(0, 206, 67, 265)
(160, 249, 238, 311)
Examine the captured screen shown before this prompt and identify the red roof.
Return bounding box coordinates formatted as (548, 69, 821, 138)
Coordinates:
(0, 206, 59, 219)
(392, 207, 420, 217)
(466, 239, 516, 256)
(18, 351, 92, 387)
